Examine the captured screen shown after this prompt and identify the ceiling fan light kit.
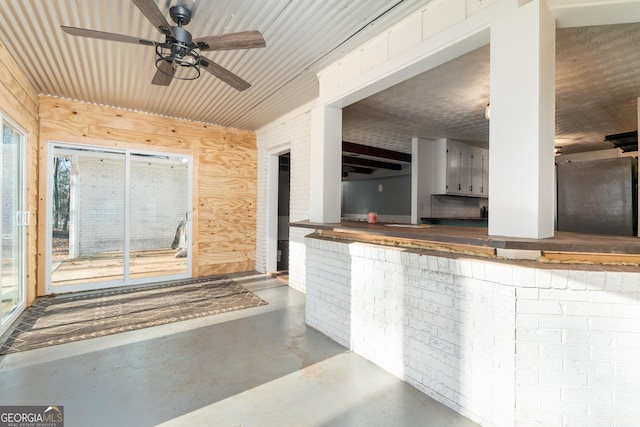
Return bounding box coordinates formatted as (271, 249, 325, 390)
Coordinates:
(61, 0, 266, 90)
(155, 44, 201, 80)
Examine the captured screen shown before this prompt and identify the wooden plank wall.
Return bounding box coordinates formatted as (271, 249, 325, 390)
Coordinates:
(0, 40, 40, 305)
(38, 96, 257, 296)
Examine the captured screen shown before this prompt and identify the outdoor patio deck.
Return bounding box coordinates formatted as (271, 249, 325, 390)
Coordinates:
(51, 248, 188, 287)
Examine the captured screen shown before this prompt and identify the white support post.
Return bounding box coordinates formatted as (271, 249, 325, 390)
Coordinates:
(309, 103, 343, 223)
(488, 0, 556, 238)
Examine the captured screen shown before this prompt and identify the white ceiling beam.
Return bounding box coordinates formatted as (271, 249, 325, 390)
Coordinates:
(550, 0, 640, 28)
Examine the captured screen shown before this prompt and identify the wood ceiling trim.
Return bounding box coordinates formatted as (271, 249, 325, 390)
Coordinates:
(343, 155, 403, 170)
(342, 141, 411, 162)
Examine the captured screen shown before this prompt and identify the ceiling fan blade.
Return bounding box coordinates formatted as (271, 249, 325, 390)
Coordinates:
(200, 58, 251, 91)
(61, 26, 157, 46)
(194, 31, 266, 51)
(131, 0, 174, 37)
(151, 60, 174, 86)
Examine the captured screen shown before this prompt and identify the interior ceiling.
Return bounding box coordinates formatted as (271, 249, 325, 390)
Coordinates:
(0, 1, 638, 156)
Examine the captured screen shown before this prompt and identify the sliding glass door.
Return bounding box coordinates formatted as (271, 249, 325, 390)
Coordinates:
(129, 153, 191, 280)
(48, 143, 192, 293)
(1, 119, 26, 336)
(50, 148, 126, 287)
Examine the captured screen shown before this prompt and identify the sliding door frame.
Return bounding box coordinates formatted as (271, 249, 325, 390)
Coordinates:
(0, 113, 27, 336)
(46, 141, 193, 294)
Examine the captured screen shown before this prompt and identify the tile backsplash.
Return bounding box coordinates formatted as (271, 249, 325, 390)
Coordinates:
(431, 195, 488, 218)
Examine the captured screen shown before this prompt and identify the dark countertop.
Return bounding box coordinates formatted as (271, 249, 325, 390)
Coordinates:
(421, 217, 488, 226)
(291, 220, 640, 255)
(421, 217, 487, 221)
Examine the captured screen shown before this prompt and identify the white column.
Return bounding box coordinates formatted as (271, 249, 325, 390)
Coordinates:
(411, 137, 434, 224)
(488, 0, 555, 239)
(309, 103, 342, 223)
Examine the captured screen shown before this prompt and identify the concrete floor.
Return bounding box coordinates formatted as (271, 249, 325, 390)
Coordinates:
(0, 273, 479, 427)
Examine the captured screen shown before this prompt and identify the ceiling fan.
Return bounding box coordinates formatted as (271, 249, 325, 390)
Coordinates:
(61, 0, 265, 91)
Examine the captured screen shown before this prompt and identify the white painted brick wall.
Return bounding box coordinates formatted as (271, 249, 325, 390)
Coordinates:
(305, 236, 516, 426)
(304, 236, 640, 427)
(73, 157, 188, 256)
(129, 160, 189, 250)
(305, 240, 352, 348)
(74, 157, 125, 256)
(514, 270, 640, 427)
(256, 104, 312, 292)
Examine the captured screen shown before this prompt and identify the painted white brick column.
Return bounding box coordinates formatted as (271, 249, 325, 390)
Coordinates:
(309, 104, 342, 223)
(489, 0, 556, 238)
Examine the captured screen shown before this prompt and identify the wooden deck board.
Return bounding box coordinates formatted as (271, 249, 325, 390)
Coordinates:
(52, 249, 188, 286)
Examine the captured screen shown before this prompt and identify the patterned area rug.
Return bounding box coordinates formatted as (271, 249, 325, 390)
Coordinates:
(0, 276, 267, 355)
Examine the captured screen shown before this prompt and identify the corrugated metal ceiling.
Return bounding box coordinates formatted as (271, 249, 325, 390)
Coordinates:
(0, 0, 433, 130)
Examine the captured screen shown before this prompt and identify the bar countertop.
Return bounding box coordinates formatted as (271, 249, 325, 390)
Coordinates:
(290, 220, 640, 256)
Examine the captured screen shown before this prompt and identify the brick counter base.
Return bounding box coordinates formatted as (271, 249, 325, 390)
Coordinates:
(305, 235, 640, 427)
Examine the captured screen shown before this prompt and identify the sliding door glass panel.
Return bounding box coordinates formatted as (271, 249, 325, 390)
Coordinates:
(129, 153, 189, 279)
(51, 147, 125, 287)
(49, 144, 191, 292)
(1, 122, 24, 328)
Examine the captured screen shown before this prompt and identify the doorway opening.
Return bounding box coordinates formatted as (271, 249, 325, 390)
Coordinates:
(47, 142, 192, 294)
(276, 152, 290, 276)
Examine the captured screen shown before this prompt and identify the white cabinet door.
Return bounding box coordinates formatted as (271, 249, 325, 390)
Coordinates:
(449, 141, 483, 196)
(469, 146, 489, 197)
(480, 149, 489, 197)
(446, 140, 464, 194)
(461, 144, 473, 195)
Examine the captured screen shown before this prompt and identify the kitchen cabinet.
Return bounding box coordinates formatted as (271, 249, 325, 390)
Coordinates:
(471, 146, 489, 197)
(445, 139, 464, 194)
(433, 138, 488, 197)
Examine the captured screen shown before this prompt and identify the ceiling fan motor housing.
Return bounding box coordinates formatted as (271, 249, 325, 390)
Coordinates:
(171, 25, 192, 45)
(169, 5, 192, 26)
